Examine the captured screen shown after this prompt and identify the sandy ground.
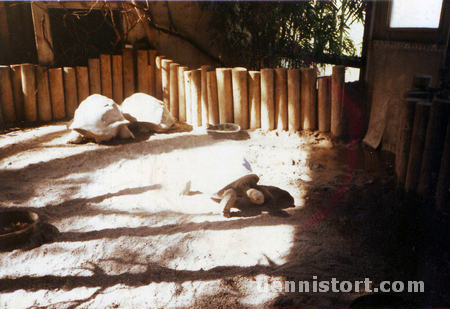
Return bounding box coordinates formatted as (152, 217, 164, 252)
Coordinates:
(0, 122, 443, 308)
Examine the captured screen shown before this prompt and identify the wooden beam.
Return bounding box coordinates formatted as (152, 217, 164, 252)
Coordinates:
(31, 2, 54, 66)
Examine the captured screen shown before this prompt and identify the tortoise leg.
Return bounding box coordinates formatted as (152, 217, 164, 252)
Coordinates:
(221, 188, 237, 218)
(66, 131, 84, 144)
(118, 125, 135, 139)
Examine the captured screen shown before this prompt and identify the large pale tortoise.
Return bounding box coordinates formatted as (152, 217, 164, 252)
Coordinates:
(67, 94, 134, 144)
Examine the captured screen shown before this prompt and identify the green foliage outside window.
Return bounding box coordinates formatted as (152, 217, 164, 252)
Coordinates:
(203, 0, 365, 70)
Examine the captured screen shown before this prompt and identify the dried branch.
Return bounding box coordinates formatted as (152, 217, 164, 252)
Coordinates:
(128, 1, 222, 66)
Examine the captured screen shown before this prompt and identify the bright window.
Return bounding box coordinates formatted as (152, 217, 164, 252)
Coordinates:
(390, 0, 443, 28)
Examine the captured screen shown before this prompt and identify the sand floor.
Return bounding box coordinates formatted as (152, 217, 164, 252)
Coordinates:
(0, 122, 440, 308)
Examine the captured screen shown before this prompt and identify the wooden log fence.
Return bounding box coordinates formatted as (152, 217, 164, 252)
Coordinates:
(0, 48, 350, 134)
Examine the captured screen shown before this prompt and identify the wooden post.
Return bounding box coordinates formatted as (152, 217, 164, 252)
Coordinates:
(178, 66, 188, 123)
(35, 66, 52, 122)
(63, 67, 78, 118)
(287, 69, 301, 132)
(318, 76, 331, 132)
(155, 56, 165, 100)
(88, 58, 101, 95)
(148, 50, 157, 96)
(249, 71, 261, 129)
(232, 67, 249, 129)
(190, 69, 202, 126)
(417, 99, 450, 199)
(137, 50, 149, 94)
(404, 102, 431, 194)
(162, 59, 172, 109)
(76, 66, 90, 103)
(395, 98, 419, 186)
(10, 65, 24, 121)
(216, 68, 233, 123)
(274, 68, 288, 131)
(100, 54, 112, 99)
(170, 62, 180, 119)
(112, 54, 123, 103)
(261, 68, 274, 131)
(0, 66, 16, 122)
(201, 65, 212, 126)
(48, 68, 66, 120)
(436, 115, 450, 211)
(21, 64, 37, 122)
(184, 70, 192, 124)
(301, 67, 317, 131)
(331, 65, 345, 137)
(207, 70, 220, 125)
(122, 49, 135, 99)
(0, 3, 11, 65)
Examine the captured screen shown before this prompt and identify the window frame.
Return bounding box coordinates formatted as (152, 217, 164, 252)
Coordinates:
(387, 0, 445, 32)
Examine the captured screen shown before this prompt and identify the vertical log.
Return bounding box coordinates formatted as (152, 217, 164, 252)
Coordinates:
(122, 49, 135, 98)
(436, 115, 450, 211)
(0, 66, 16, 122)
(48, 68, 66, 120)
(207, 71, 220, 125)
(201, 65, 212, 126)
(63, 67, 78, 118)
(88, 58, 101, 94)
(395, 98, 419, 186)
(137, 50, 149, 94)
(178, 66, 188, 123)
(170, 62, 180, 119)
(417, 99, 450, 199)
(76, 66, 90, 103)
(162, 59, 173, 109)
(331, 65, 345, 137)
(287, 69, 301, 132)
(318, 76, 331, 132)
(112, 54, 123, 103)
(405, 102, 431, 194)
(35, 66, 52, 122)
(10, 65, 24, 121)
(21, 64, 37, 122)
(155, 55, 165, 100)
(190, 69, 202, 127)
(232, 67, 249, 129)
(100, 54, 112, 99)
(275, 68, 288, 131)
(148, 50, 157, 96)
(216, 68, 233, 124)
(261, 68, 274, 131)
(248, 71, 261, 129)
(184, 70, 192, 124)
(301, 67, 317, 131)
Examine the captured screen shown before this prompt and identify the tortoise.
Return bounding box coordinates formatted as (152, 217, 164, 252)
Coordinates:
(67, 94, 134, 144)
(120, 93, 176, 133)
(183, 156, 272, 217)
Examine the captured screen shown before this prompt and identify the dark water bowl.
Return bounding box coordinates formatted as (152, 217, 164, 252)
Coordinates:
(349, 294, 418, 308)
(0, 210, 39, 251)
(207, 123, 241, 139)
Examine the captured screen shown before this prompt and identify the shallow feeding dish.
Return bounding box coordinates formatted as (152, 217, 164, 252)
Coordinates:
(0, 210, 39, 250)
(206, 123, 241, 138)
